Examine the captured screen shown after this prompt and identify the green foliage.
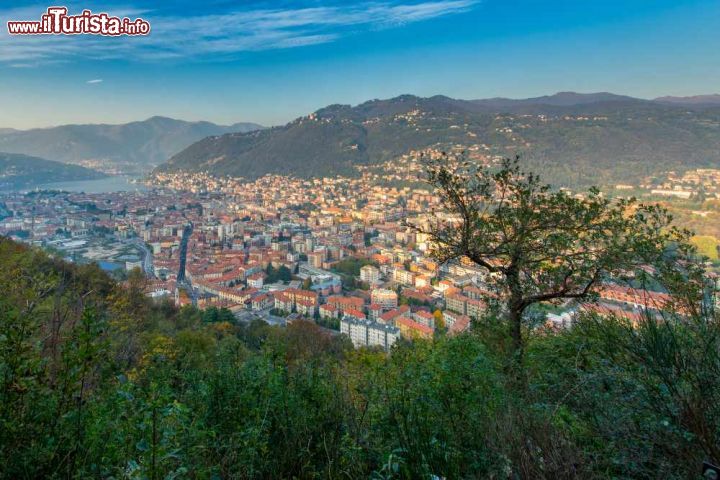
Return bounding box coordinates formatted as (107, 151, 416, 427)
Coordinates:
(331, 257, 377, 290)
(691, 235, 720, 261)
(315, 315, 340, 331)
(202, 306, 236, 324)
(332, 257, 376, 276)
(526, 309, 720, 478)
(399, 293, 431, 308)
(1, 236, 719, 478)
(0, 152, 105, 189)
(265, 264, 292, 283)
(159, 94, 720, 188)
(354, 337, 504, 477)
(423, 155, 699, 366)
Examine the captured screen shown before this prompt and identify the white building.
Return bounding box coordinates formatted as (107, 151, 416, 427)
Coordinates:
(392, 268, 415, 286)
(340, 317, 400, 351)
(360, 264, 381, 284)
(371, 288, 398, 311)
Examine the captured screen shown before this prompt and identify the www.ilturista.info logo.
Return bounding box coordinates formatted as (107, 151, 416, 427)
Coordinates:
(7, 6, 150, 36)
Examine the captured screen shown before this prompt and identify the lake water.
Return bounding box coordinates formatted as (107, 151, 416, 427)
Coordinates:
(35, 176, 149, 194)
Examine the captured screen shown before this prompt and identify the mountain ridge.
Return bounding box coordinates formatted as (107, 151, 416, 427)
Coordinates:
(471, 91, 645, 108)
(0, 152, 106, 190)
(653, 94, 720, 106)
(0, 117, 264, 174)
(157, 92, 720, 187)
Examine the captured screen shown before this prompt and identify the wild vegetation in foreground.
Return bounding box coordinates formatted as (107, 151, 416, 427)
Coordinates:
(1, 161, 719, 479)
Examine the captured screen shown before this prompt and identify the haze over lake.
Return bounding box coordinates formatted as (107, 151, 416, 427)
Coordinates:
(34, 175, 148, 193)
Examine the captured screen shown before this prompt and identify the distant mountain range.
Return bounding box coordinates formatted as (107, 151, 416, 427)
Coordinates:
(653, 94, 720, 106)
(471, 91, 641, 108)
(157, 92, 720, 187)
(0, 117, 263, 174)
(0, 152, 106, 190)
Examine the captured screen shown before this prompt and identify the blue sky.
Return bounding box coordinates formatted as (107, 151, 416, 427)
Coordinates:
(1, 0, 719, 129)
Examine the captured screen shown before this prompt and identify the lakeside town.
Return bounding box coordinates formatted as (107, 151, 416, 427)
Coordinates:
(2, 151, 719, 352)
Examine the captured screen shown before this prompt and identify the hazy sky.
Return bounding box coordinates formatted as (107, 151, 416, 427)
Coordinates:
(1, 0, 719, 129)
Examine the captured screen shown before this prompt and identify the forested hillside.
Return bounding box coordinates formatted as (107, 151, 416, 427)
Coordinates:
(0, 236, 718, 478)
(0, 152, 105, 190)
(0, 117, 263, 173)
(158, 93, 720, 187)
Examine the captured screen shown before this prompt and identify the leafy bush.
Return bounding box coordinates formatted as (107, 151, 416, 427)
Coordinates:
(1, 237, 719, 479)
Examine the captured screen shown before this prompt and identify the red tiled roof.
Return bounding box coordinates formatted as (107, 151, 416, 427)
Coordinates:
(448, 315, 471, 335)
(344, 309, 366, 320)
(396, 317, 433, 335)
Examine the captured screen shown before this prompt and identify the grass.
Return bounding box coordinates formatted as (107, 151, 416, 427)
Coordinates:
(691, 235, 720, 261)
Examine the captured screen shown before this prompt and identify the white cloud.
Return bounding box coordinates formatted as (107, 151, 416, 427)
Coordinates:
(86, 79, 103, 84)
(0, 1, 479, 65)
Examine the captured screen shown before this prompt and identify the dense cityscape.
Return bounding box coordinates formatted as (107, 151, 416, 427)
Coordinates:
(3, 149, 717, 353)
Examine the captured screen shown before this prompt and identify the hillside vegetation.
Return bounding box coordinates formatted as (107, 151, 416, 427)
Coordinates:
(0, 234, 719, 478)
(158, 93, 720, 187)
(0, 152, 105, 190)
